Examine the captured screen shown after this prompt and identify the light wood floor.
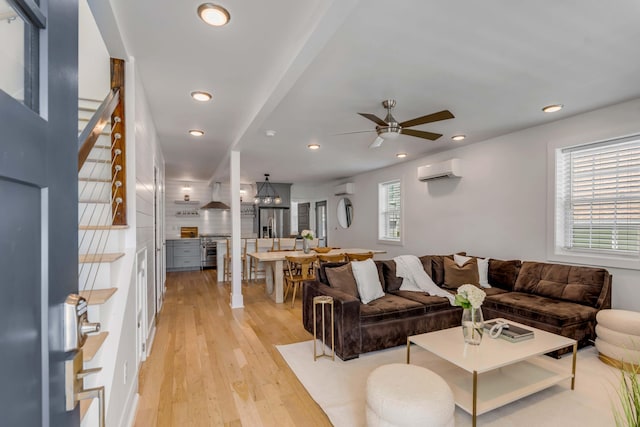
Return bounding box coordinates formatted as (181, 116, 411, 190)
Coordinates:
(133, 269, 332, 427)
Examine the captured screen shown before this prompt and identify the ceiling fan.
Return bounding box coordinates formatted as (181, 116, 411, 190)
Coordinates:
(353, 99, 455, 148)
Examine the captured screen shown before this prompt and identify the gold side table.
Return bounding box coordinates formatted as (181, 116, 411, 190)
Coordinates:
(313, 295, 335, 361)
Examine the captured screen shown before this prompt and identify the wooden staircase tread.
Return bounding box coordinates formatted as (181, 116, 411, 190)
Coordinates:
(80, 253, 124, 263)
(84, 158, 111, 164)
(83, 332, 108, 362)
(79, 178, 111, 183)
(80, 400, 91, 421)
(79, 225, 128, 230)
(79, 288, 117, 305)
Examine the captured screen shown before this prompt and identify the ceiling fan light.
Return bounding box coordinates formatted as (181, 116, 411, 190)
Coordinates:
(198, 3, 230, 27)
(380, 128, 400, 140)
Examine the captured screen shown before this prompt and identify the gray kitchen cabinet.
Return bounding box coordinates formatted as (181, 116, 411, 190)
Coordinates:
(166, 239, 201, 271)
(166, 240, 175, 269)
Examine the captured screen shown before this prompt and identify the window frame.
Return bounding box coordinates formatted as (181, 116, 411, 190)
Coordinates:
(378, 179, 403, 245)
(548, 134, 640, 270)
(4, 0, 45, 112)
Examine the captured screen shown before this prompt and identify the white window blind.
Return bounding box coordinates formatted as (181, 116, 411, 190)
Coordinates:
(556, 135, 640, 256)
(379, 180, 401, 241)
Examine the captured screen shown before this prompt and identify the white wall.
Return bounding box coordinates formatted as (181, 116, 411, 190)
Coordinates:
(164, 180, 254, 237)
(79, 0, 110, 101)
(327, 98, 640, 311)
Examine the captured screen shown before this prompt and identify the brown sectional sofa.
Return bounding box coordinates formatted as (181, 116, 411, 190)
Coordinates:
(302, 255, 612, 361)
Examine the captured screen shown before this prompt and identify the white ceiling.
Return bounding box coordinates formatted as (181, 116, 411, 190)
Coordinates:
(110, 0, 640, 185)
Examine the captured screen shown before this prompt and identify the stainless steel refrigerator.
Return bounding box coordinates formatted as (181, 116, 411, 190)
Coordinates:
(257, 207, 290, 238)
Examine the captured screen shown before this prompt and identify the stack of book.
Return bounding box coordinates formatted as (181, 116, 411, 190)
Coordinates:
(484, 320, 534, 342)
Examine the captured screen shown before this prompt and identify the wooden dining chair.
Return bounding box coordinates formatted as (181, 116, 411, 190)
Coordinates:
(346, 252, 375, 262)
(277, 238, 297, 251)
(284, 255, 317, 308)
(318, 253, 346, 263)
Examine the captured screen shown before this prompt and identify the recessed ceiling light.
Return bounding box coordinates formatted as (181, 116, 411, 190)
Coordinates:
(189, 129, 205, 137)
(197, 3, 230, 27)
(307, 144, 320, 150)
(191, 91, 212, 102)
(265, 130, 276, 137)
(451, 134, 466, 141)
(542, 104, 563, 113)
(396, 152, 407, 158)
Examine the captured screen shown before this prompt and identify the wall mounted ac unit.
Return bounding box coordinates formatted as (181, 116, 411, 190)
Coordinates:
(417, 159, 462, 181)
(334, 182, 355, 195)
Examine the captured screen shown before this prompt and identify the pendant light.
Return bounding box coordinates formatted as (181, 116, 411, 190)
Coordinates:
(253, 174, 281, 205)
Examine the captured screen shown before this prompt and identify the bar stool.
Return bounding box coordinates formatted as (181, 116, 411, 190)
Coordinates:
(313, 295, 334, 361)
(224, 238, 247, 281)
(250, 238, 275, 279)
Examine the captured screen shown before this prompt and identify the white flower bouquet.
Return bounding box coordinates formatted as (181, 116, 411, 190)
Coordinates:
(301, 229, 314, 240)
(454, 284, 486, 309)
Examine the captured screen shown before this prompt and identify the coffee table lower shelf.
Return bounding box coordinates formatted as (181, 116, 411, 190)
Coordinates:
(428, 356, 573, 416)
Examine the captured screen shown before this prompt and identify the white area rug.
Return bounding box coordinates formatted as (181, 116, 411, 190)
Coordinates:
(277, 341, 622, 426)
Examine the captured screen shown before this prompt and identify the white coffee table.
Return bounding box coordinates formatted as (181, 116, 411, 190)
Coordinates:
(407, 319, 577, 427)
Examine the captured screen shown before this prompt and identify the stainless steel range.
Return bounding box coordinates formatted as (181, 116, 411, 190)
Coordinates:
(200, 234, 230, 268)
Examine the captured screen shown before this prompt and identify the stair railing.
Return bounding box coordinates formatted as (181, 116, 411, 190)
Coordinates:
(77, 58, 127, 295)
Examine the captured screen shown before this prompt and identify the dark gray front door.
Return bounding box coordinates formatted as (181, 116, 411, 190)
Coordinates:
(298, 202, 310, 233)
(0, 0, 79, 425)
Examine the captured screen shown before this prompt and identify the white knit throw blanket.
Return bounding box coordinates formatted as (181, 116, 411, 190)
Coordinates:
(393, 255, 455, 305)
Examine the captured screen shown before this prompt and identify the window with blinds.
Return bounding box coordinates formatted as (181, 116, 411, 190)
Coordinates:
(379, 180, 401, 242)
(556, 135, 640, 256)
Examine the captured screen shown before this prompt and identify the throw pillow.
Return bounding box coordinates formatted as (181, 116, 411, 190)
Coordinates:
(443, 257, 479, 289)
(325, 263, 360, 299)
(454, 254, 491, 288)
(351, 258, 385, 304)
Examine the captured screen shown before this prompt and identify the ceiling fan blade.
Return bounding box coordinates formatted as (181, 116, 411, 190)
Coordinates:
(369, 136, 384, 148)
(358, 113, 387, 126)
(401, 128, 442, 141)
(334, 130, 376, 135)
(398, 110, 454, 128)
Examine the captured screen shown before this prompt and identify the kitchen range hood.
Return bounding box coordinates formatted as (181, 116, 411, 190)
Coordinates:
(201, 182, 230, 210)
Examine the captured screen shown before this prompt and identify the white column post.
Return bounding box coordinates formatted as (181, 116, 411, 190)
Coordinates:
(230, 150, 244, 308)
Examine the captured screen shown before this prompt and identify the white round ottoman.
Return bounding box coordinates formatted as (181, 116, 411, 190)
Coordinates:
(596, 309, 640, 368)
(366, 363, 454, 427)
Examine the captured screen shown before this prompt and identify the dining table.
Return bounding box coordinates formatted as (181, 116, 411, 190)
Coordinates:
(247, 248, 386, 303)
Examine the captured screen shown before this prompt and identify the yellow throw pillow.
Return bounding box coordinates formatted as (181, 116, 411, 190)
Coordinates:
(444, 257, 479, 289)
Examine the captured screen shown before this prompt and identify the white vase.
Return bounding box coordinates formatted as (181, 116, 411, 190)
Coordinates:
(461, 307, 484, 345)
(303, 238, 310, 254)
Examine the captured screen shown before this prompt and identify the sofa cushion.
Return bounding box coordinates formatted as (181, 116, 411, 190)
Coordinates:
(352, 259, 385, 304)
(360, 294, 425, 324)
(484, 291, 598, 328)
(318, 261, 385, 288)
(426, 253, 466, 286)
(325, 263, 360, 299)
(318, 261, 347, 284)
(487, 259, 521, 291)
(483, 287, 509, 297)
(381, 260, 404, 292)
(390, 290, 454, 313)
(443, 257, 479, 289)
(514, 262, 606, 307)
